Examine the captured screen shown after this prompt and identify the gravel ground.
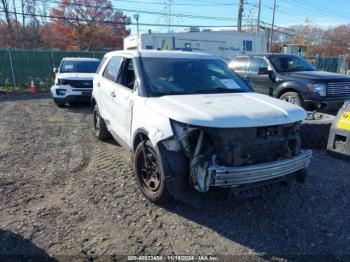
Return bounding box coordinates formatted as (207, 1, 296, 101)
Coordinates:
(0, 96, 349, 261)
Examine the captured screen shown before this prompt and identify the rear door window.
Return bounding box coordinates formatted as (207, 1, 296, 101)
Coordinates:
(103, 56, 123, 82)
(117, 58, 136, 90)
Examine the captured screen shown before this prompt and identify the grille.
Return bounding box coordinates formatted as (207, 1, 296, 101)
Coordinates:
(66, 80, 93, 89)
(327, 81, 350, 96)
(241, 142, 288, 165)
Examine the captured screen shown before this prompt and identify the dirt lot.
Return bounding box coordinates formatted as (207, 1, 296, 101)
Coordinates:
(0, 96, 349, 261)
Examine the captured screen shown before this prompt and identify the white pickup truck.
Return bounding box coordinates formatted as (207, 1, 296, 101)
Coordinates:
(92, 50, 312, 204)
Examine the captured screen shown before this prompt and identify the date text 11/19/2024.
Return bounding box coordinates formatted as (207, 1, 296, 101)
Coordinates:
(127, 255, 219, 261)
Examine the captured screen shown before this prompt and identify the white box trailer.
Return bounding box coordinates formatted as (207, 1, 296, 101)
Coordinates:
(124, 31, 267, 62)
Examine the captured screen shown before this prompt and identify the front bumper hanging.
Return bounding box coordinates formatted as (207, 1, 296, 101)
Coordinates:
(210, 150, 312, 187)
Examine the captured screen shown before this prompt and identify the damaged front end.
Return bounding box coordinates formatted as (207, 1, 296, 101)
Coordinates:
(163, 120, 312, 193)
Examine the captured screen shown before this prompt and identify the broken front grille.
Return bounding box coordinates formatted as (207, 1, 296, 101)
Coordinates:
(203, 124, 300, 167)
(240, 142, 289, 165)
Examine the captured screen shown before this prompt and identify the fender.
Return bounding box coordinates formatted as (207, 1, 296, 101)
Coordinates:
(131, 97, 174, 151)
(273, 80, 306, 98)
(132, 127, 200, 206)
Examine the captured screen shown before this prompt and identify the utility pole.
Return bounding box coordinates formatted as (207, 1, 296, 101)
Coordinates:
(168, 0, 173, 32)
(237, 0, 244, 32)
(256, 0, 261, 34)
(133, 14, 140, 50)
(269, 0, 277, 52)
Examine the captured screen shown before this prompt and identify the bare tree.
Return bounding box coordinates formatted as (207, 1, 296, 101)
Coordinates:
(0, 0, 15, 46)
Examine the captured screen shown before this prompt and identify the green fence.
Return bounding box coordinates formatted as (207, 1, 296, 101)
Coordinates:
(306, 55, 348, 75)
(0, 49, 105, 91)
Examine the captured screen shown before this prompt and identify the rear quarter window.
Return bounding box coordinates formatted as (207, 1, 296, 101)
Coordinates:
(229, 57, 250, 72)
(248, 57, 269, 73)
(96, 57, 108, 74)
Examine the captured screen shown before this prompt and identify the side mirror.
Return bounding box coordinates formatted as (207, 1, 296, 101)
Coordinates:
(53, 67, 58, 79)
(268, 70, 277, 82)
(258, 67, 269, 75)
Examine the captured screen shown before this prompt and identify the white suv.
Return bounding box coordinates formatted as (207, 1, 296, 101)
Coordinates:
(92, 50, 312, 204)
(51, 57, 100, 107)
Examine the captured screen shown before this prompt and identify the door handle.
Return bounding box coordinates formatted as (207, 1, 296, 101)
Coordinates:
(110, 91, 116, 98)
(97, 82, 101, 87)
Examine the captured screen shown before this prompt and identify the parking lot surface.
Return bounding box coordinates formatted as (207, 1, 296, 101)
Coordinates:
(0, 96, 349, 260)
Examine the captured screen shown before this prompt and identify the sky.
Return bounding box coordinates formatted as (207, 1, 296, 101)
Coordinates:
(7, 0, 350, 35)
(108, 0, 350, 35)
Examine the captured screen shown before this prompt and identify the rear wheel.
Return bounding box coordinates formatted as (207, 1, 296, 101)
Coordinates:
(93, 105, 111, 141)
(134, 140, 169, 204)
(280, 91, 304, 107)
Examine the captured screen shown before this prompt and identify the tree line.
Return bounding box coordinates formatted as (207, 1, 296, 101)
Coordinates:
(1, 0, 349, 56)
(0, 0, 130, 50)
(272, 20, 350, 57)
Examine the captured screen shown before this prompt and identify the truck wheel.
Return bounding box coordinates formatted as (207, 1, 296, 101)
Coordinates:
(280, 91, 304, 107)
(134, 140, 169, 204)
(54, 101, 65, 107)
(300, 112, 336, 149)
(93, 105, 111, 141)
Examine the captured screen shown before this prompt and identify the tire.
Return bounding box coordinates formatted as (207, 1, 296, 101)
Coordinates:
(69, 101, 80, 106)
(300, 112, 336, 149)
(134, 140, 170, 204)
(54, 101, 65, 108)
(280, 91, 304, 107)
(93, 105, 111, 141)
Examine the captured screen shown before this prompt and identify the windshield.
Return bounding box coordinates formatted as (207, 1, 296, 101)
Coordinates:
(60, 60, 100, 73)
(269, 55, 315, 72)
(141, 58, 252, 96)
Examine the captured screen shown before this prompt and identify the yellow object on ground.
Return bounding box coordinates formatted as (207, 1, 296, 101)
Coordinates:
(337, 111, 350, 131)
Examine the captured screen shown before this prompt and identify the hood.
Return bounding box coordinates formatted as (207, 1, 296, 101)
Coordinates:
(146, 92, 306, 128)
(281, 70, 350, 81)
(57, 73, 96, 80)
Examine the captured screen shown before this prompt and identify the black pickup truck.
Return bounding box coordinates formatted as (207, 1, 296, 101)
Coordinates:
(229, 54, 350, 113)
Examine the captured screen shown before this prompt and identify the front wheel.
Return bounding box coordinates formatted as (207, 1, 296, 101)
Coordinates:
(280, 91, 304, 107)
(134, 141, 169, 204)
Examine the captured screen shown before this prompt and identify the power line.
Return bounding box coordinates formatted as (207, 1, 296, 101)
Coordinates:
(35, 0, 242, 22)
(0, 10, 244, 28)
(281, 0, 350, 22)
(114, 0, 237, 6)
(293, 0, 350, 19)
